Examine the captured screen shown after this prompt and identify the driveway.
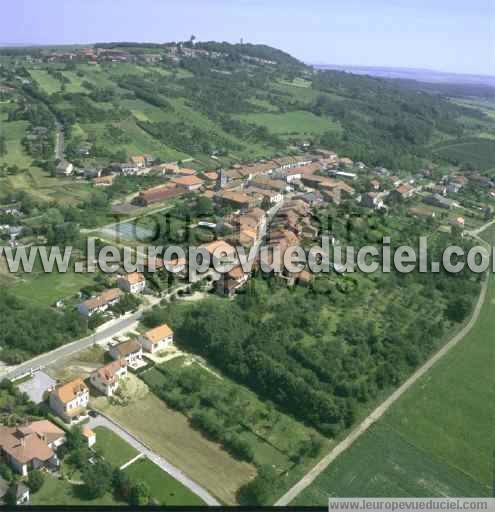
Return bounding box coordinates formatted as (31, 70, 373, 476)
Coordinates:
(87, 413, 220, 506)
(17, 371, 56, 403)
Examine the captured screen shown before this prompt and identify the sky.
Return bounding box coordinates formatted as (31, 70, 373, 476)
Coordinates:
(3, 0, 495, 75)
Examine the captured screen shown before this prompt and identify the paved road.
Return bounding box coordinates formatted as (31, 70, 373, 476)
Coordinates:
(5, 310, 143, 381)
(87, 413, 220, 506)
(275, 273, 490, 506)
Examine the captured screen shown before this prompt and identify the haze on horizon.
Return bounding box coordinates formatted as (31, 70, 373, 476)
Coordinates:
(4, 0, 495, 76)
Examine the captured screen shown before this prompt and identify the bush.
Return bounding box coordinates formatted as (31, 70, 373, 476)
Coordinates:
(27, 470, 45, 493)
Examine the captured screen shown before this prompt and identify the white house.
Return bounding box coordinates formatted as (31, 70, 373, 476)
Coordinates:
(139, 324, 174, 354)
(90, 359, 128, 396)
(56, 160, 74, 176)
(117, 272, 146, 294)
(109, 339, 143, 368)
(77, 288, 123, 317)
(49, 378, 90, 423)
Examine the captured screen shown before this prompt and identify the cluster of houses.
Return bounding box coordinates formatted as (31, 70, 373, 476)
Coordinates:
(77, 272, 146, 317)
(0, 321, 176, 490)
(48, 322, 174, 424)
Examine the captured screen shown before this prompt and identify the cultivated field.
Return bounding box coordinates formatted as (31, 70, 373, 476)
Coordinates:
(293, 274, 494, 504)
(98, 386, 256, 504)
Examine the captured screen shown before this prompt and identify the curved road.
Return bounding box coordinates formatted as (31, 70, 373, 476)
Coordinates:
(275, 273, 490, 506)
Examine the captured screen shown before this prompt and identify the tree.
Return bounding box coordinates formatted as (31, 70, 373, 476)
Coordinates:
(446, 296, 471, 322)
(27, 470, 45, 493)
(4, 483, 18, 505)
(81, 460, 113, 498)
(0, 134, 6, 157)
(113, 469, 133, 501)
(238, 465, 278, 505)
(130, 481, 151, 506)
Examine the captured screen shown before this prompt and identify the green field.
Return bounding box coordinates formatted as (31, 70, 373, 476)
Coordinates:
(0, 119, 33, 167)
(93, 426, 139, 468)
(9, 265, 97, 307)
(236, 110, 341, 137)
(28, 69, 61, 94)
(294, 274, 494, 504)
(432, 137, 495, 170)
(1, 166, 94, 204)
(124, 458, 205, 506)
(30, 474, 121, 506)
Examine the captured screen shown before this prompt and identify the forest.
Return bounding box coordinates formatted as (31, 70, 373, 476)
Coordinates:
(141, 211, 482, 436)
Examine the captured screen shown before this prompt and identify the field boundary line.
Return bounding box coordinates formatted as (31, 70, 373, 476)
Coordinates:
(275, 274, 489, 506)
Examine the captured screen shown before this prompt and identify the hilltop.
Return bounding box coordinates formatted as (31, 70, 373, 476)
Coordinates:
(1, 40, 494, 177)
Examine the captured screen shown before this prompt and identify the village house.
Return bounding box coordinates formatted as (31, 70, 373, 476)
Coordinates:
(50, 378, 90, 423)
(361, 192, 386, 209)
(77, 288, 123, 317)
(56, 159, 73, 176)
(424, 193, 453, 209)
(244, 186, 283, 205)
(109, 339, 143, 368)
(215, 190, 255, 211)
(134, 184, 183, 206)
(232, 207, 267, 238)
(117, 272, 146, 294)
(286, 168, 303, 183)
(130, 155, 146, 169)
(339, 157, 354, 167)
(0, 420, 65, 477)
(370, 179, 380, 190)
(170, 175, 205, 192)
(139, 324, 174, 354)
(93, 175, 114, 187)
(251, 176, 290, 193)
(216, 265, 250, 296)
(389, 183, 415, 201)
(90, 359, 128, 397)
(238, 225, 258, 247)
(199, 240, 237, 267)
(110, 162, 139, 175)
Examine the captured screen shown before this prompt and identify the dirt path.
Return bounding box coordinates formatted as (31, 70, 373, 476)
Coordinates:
(275, 274, 490, 506)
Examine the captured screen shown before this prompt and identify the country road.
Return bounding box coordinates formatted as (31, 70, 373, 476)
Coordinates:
(54, 120, 64, 161)
(87, 414, 220, 506)
(275, 273, 490, 506)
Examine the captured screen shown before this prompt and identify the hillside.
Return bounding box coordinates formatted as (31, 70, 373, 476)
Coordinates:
(1, 41, 494, 175)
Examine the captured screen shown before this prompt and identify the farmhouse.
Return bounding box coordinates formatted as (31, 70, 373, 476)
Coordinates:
(117, 272, 146, 294)
(109, 339, 143, 368)
(139, 324, 174, 354)
(77, 288, 123, 317)
(49, 378, 90, 423)
(90, 359, 128, 397)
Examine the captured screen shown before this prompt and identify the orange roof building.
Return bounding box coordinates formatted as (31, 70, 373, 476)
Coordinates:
(140, 323, 174, 353)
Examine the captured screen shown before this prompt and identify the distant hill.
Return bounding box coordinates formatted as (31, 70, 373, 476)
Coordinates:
(314, 64, 495, 87)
